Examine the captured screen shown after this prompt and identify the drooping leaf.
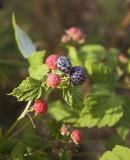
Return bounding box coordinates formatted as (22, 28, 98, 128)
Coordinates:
(75, 84, 123, 127)
(100, 145, 130, 160)
(63, 86, 84, 109)
(12, 13, 36, 58)
(48, 101, 78, 123)
(9, 77, 45, 101)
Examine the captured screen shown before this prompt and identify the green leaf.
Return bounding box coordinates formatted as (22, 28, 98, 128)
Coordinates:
(12, 13, 36, 58)
(29, 64, 49, 80)
(100, 145, 130, 160)
(11, 141, 26, 160)
(28, 51, 49, 80)
(67, 45, 82, 66)
(106, 48, 119, 70)
(48, 101, 78, 123)
(23, 134, 43, 148)
(75, 84, 123, 127)
(9, 77, 45, 101)
(79, 44, 106, 62)
(115, 96, 130, 140)
(28, 50, 46, 67)
(85, 62, 116, 87)
(116, 126, 129, 140)
(63, 86, 84, 109)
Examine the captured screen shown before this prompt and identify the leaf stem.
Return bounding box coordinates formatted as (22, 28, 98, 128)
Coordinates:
(44, 88, 53, 101)
(5, 100, 32, 138)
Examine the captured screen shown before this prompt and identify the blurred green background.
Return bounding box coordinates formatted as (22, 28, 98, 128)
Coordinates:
(0, 0, 130, 128)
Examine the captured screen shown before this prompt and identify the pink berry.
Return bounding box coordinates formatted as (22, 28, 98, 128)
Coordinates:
(60, 124, 70, 136)
(66, 27, 85, 43)
(71, 130, 81, 144)
(66, 27, 79, 35)
(61, 34, 71, 43)
(47, 73, 60, 88)
(118, 53, 128, 63)
(45, 54, 59, 70)
(34, 99, 47, 114)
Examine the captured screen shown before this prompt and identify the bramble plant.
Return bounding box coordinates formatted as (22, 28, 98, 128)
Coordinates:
(1, 14, 130, 159)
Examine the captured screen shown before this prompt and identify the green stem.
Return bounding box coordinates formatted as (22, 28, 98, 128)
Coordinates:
(5, 100, 32, 138)
(44, 88, 53, 101)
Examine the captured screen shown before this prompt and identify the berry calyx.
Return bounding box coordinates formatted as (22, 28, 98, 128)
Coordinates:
(60, 124, 70, 136)
(71, 130, 81, 144)
(57, 56, 72, 73)
(47, 73, 60, 88)
(70, 66, 86, 85)
(45, 54, 59, 70)
(34, 99, 47, 114)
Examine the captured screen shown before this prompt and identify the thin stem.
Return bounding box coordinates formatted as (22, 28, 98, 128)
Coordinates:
(17, 100, 32, 120)
(44, 88, 53, 101)
(5, 100, 32, 138)
(27, 113, 35, 128)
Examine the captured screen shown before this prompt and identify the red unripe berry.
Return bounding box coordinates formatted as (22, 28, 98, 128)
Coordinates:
(60, 125, 70, 136)
(71, 130, 81, 144)
(45, 54, 59, 70)
(34, 99, 47, 114)
(47, 73, 60, 88)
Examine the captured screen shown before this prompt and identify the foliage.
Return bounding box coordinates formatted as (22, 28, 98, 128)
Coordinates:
(100, 145, 130, 160)
(1, 14, 130, 160)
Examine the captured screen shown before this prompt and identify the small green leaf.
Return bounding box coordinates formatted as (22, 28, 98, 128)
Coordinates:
(100, 145, 130, 160)
(63, 86, 84, 109)
(12, 13, 36, 58)
(116, 126, 129, 140)
(28, 50, 46, 67)
(28, 51, 49, 80)
(9, 77, 45, 101)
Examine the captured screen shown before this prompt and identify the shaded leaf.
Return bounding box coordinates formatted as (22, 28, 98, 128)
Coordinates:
(79, 44, 106, 62)
(11, 141, 26, 160)
(12, 14, 36, 58)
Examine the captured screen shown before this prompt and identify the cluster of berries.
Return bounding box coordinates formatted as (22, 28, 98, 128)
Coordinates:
(45, 54, 87, 88)
(60, 124, 81, 144)
(33, 101, 81, 144)
(61, 27, 85, 44)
